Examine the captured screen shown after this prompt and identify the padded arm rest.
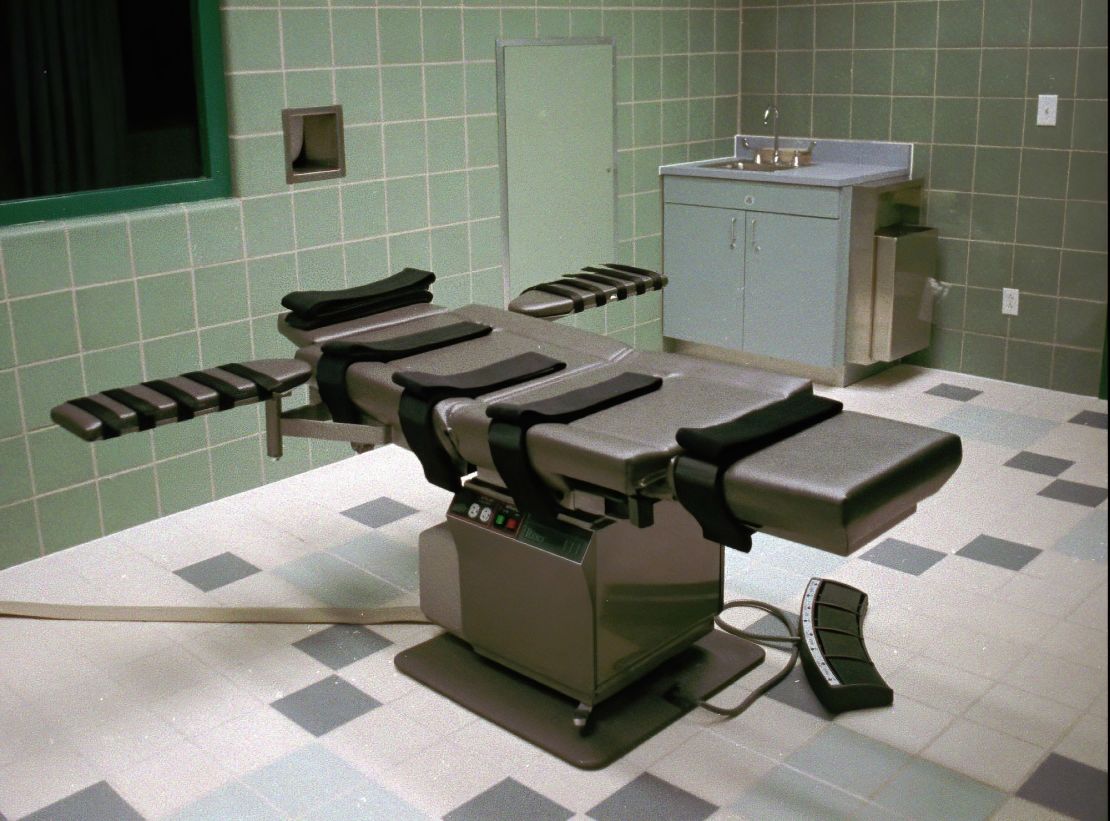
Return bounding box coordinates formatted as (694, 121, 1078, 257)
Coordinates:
(508, 264, 667, 318)
(394, 353, 567, 492)
(281, 268, 435, 330)
(51, 359, 311, 441)
(676, 393, 843, 464)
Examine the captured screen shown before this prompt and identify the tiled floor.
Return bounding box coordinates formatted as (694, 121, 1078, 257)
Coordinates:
(0, 365, 1106, 821)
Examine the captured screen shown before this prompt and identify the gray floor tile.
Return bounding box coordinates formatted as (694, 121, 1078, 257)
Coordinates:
(956, 535, 1042, 571)
(925, 383, 982, 401)
(445, 778, 573, 821)
(270, 675, 380, 736)
(1016, 753, 1109, 821)
(242, 744, 374, 817)
(329, 532, 419, 591)
(860, 539, 946, 576)
(174, 551, 260, 592)
(293, 624, 392, 670)
(166, 782, 285, 821)
(765, 670, 834, 719)
(22, 781, 144, 821)
(1069, 410, 1109, 429)
(588, 773, 718, 821)
(1054, 510, 1109, 563)
(342, 496, 418, 528)
(872, 758, 1005, 821)
(1038, 479, 1109, 508)
(933, 405, 1057, 449)
(729, 766, 887, 821)
(273, 551, 403, 609)
(787, 725, 909, 798)
(1004, 451, 1075, 477)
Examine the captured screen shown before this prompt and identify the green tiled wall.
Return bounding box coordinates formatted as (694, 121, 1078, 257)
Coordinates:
(740, 0, 1107, 394)
(0, 1, 741, 569)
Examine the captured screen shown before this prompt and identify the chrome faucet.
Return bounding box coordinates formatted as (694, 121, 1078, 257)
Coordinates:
(763, 105, 780, 165)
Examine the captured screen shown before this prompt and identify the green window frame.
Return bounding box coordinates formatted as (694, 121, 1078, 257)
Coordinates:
(0, 0, 230, 227)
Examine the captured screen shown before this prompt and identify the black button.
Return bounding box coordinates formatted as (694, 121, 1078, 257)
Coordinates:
(817, 581, 865, 613)
(816, 605, 859, 635)
(828, 658, 887, 687)
(817, 631, 868, 662)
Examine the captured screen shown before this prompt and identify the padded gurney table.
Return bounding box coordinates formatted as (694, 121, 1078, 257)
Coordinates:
(52, 265, 961, 768)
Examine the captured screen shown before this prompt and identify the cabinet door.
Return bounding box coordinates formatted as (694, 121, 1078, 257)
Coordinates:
(743, 212, 840, 367)
(663, 204, 746, 349)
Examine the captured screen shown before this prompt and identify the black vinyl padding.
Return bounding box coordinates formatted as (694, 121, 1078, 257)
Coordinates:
(66, 397, 131, 437)
(317, 321, 494, 423)
(487, 371, 663, 426)
(395, 353, 567, 492)
(394, 352, 567, 402)
(102, 389, 171, 430)
(582, 266, 647, 295)
(528, 282, 588, 313)
(281, 268, 435, 330)
(183, 370, 259, 409)
(602, 262, 665, 289)
(142, 379, 216, 420)
(676, 393, 844, 465)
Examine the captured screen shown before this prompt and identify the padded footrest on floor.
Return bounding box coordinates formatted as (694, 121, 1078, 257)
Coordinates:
(508, 263, 668, 318)
(51, 359, 312, 442)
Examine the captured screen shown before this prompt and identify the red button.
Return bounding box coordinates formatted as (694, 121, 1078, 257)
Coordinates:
(505, 518, 518, 530)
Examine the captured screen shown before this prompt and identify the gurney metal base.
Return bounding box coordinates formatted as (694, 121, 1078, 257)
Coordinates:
(395, 630, 764, 770)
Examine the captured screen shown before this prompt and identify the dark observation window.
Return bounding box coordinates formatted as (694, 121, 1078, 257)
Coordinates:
(0, 0, 203, 203)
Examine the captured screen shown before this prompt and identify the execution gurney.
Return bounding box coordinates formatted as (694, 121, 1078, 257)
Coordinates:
(51, 265, 961, 767)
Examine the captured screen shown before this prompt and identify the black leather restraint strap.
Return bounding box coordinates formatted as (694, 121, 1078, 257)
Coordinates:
(486, 372, 663, 521)
(537, 277, 609, 308)
(602, 262, 665, 290)
(315, 320, 493, 423)
(392, 352, 566, 492)
(570, 271, 630, 300)
(101, 389, 169, 431)
(65, 397, 131, 439)
(282, 268, 436, 330)
(142, 379, 213, 421)
(529, 282, 588, 313)
(673, 392, 843, 550)
(582, 266, 649, 295)
(183, 370, 260, 410)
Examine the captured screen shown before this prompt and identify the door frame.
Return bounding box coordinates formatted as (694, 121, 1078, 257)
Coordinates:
(495, 37, 618, 306)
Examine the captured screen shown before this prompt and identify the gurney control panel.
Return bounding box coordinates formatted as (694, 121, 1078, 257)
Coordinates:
(450, 489, 521, 534)
(798, 578, 893, 713)
(449, 488, 591, 563)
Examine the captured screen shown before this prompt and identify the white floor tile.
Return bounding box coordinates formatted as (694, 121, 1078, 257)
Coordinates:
(922, 719, 1045, 792)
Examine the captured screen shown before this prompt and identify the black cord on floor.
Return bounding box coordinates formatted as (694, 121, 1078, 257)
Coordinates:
(697, 599, 800, 718)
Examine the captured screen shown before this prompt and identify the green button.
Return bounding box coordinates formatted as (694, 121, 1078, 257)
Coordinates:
(494, 514, 506, 526)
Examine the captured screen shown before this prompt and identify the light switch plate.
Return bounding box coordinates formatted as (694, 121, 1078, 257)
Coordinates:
(1036, 94, 1058, 126)
(1002, 288, 1020, 316)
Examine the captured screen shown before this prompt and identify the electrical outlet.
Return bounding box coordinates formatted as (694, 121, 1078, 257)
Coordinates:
(1037, 94, 1058, 126)
(1002, 288, 1020, 316)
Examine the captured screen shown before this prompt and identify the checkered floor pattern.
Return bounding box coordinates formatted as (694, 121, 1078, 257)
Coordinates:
(0, 366, 1105, 820)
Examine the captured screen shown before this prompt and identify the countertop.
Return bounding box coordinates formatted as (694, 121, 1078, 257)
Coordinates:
(660, 136, 914, 188)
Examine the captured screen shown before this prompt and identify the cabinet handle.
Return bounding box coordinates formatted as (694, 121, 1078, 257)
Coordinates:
(751, 218, 760, 254)
(729, 216, 738, 250)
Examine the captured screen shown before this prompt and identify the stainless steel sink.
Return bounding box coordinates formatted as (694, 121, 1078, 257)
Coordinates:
(702, 159, 795, 172)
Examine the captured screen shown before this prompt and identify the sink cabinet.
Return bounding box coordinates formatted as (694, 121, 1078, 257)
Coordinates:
(662, 175, 844, 370)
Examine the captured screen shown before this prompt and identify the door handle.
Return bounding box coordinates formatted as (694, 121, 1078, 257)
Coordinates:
(751, 218, 760, 254)
(729, 216, 738, 250)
